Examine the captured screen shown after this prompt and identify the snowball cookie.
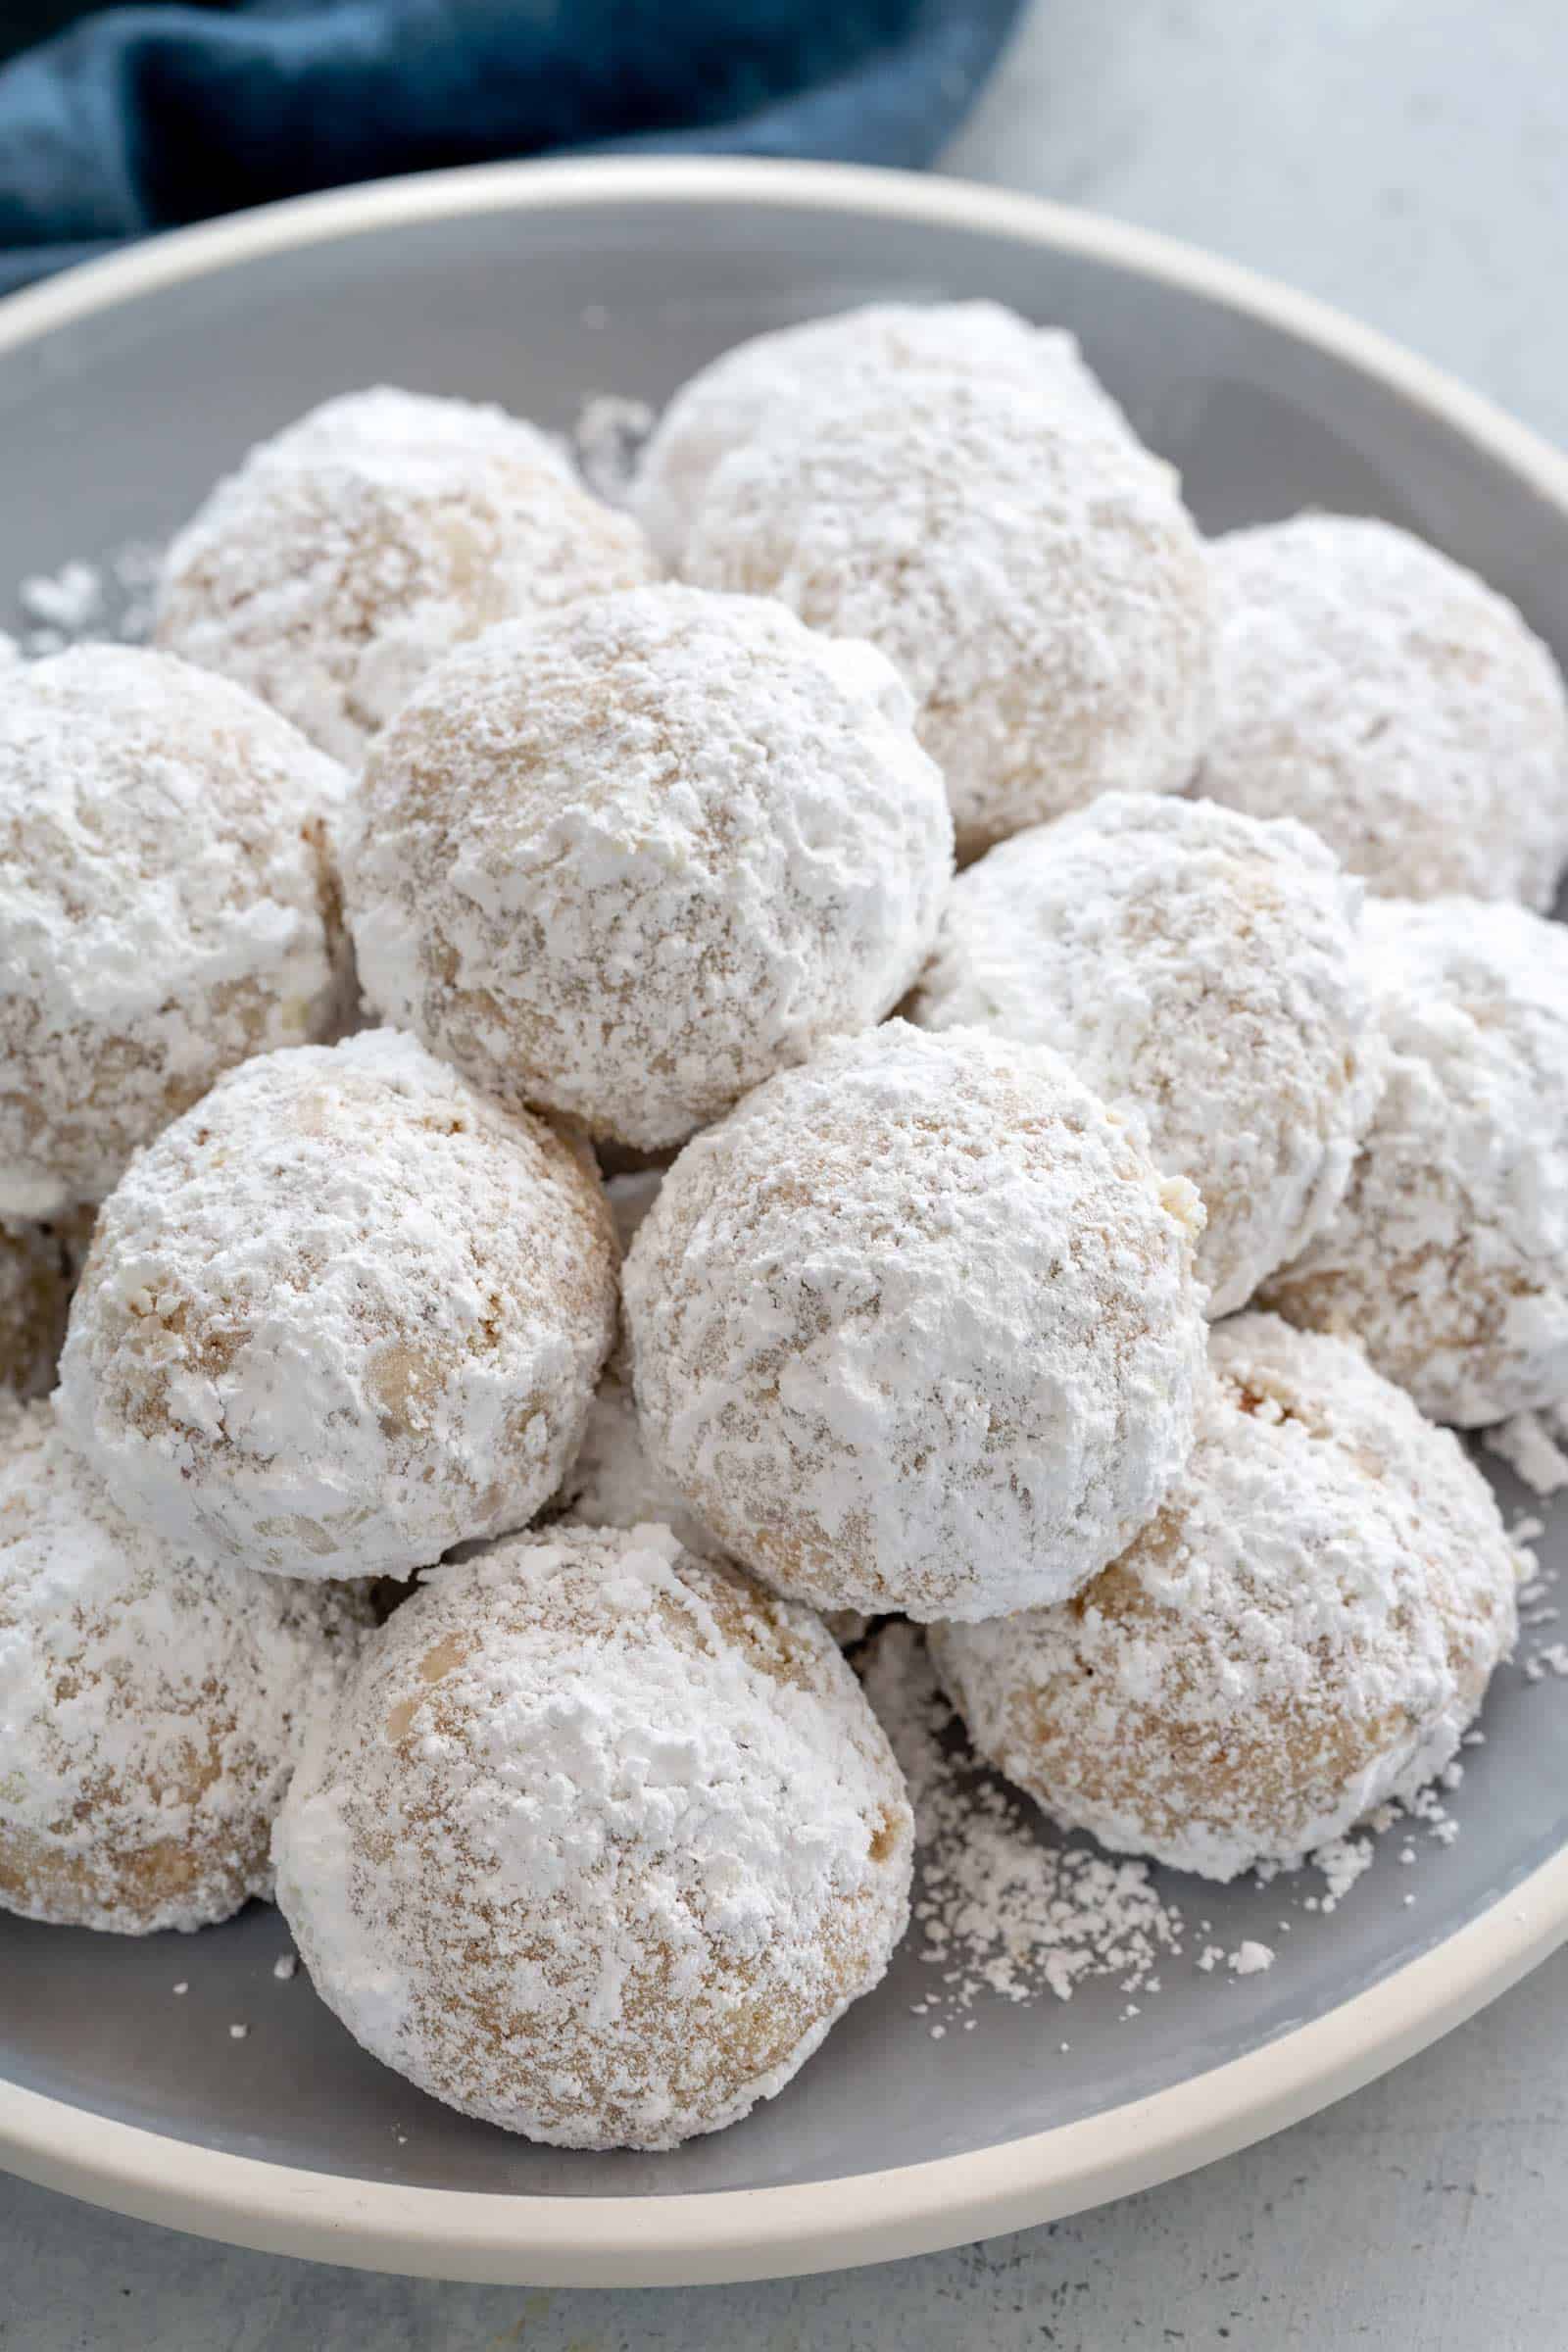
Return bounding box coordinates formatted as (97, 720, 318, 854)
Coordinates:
(0, 644, 349, 1218)
(624, 1021, 1207, 1623)
(0, 1400, 368, 1933)
(635, 299, 1134, 565)
(1202, 514, 1568, 906)
(908, 793, 1383, 1317)
(930, 1314, 1520, 1882)
(0, 1208, 92, 1398)
(57, 1028, 617, 1580)
(156, 386, 660, 767)
(685, 376, 1212, 863)
(273, 1521, 912, 2148)
(1261, 898, 1568, 1424)
(346, 585, 955, 1148)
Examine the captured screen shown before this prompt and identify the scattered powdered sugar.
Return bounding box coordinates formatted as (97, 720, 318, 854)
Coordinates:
(1229, 1940, 1275, 1976)
(909, 792, 1383, 1317)
(633, 299, 1136, 566)
(271, 1951, 298, 1982)
(1262, 898, 1568, 1425)
(1202, 514, 1568, 906)
(864, 1616, 1485, 2035)
(346, 584, 955, 1149)
(57, 1028, 617, 1581)
(931, 1316, 1521, 1882)
(683, 372, 1213, 861)
(860, 1625, 1184, 2017)
(0, 643, 351, 1217)
(156, 386, 659, 766)
(625, 1021, 1207, 1623)
(9, 539, 163, 656)
(1311, 1834, 1377, 1908)
(0, 1399, 368, 1935)
(228, 2023, 249, 2041)
(21, 559, 103, 634)
(1487, 1405, 1568, 1496)
(272, 1522, 912, 2149)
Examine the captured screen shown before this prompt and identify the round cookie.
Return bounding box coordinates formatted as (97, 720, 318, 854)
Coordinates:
(624, 1021, 1208, 1623)
(0, 644, 349, 1217)
(0, 1399, 368, 1933)
(683, 375, 1212, 861)
(931, 1314, 1520, 1883)
(635, 299, 1133, 564)
(157, 386, 659, 766)
(1201, 514, 1568, 906)
(58, 1028, 616, 1580)
(0, 1207, 91, 1398)
(908, 793, 1383, 1317)
(346, 585, 954, 1148)
(272, 1521, 912, 2149)
(1261, 897, 1568, 1424)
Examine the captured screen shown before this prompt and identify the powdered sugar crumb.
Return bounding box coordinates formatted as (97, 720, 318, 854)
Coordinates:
(1487, 1409, 1568, 1496)
(22, 560, 102, 633)
(8, 539, 163, 653)
(1312, 1834, 1375, 1907)
(1229, 1940, 1275, 1976)
(861, 1624, 1186, 2017)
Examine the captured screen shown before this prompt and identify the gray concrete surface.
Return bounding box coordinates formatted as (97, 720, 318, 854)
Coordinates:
(946, 0, 1568, 446)
(8, 2, 1568, 2341)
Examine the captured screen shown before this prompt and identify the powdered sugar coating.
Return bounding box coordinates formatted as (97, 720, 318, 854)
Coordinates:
(635, 300, 1135, 565)
(1202, 514, 1568, 906)
(156, 387, 659, 767)
(0, 1400, 368, 1933)
(272, 1521, 911, 2149)
(908, 793, 1383, 1316)
(346, 585, 954, 1148)
(0, 644, 350, 1217)
(57, 1029, 616, 1580)
(0, 1208, 91, 1398)
(683, 376, 1213, 861)
(1261, 897, 1568, 1424)
(931, 1315, 1520, 1883)
(624, 1022, 1207, 1623)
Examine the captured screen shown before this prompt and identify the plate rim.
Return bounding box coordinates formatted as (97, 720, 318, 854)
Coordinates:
(4, 151, 1568, 2286)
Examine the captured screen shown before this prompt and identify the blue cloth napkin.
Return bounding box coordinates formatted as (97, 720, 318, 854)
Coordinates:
(0, 0, 1025, 294)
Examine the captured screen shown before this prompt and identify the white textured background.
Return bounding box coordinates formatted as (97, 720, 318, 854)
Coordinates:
(9, 2, 1568, 2342)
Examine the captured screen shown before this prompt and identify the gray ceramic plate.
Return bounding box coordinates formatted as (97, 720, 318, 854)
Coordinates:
(3, 158, 1568, 2287)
